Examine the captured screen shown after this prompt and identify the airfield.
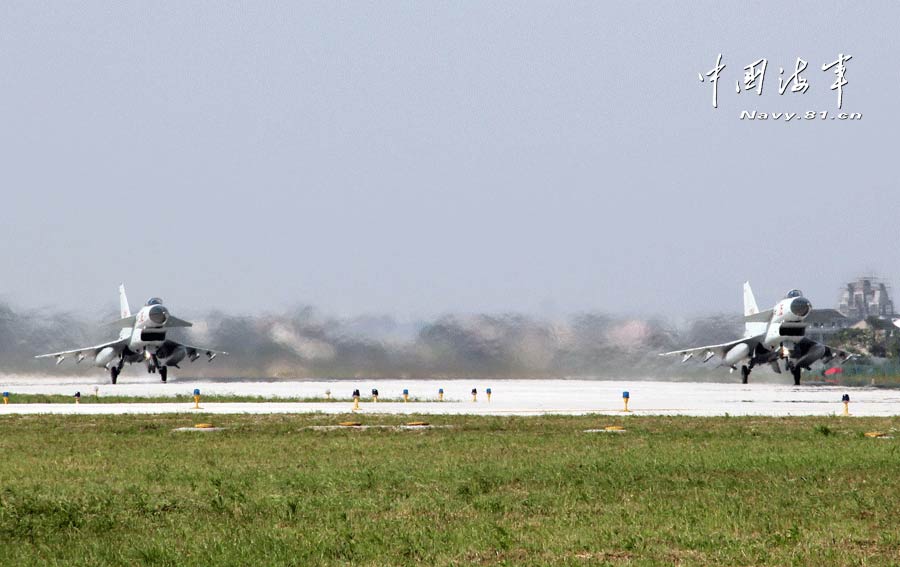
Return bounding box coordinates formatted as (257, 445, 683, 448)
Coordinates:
(1, 376, 898, 416)
(5, 375, 900, 565)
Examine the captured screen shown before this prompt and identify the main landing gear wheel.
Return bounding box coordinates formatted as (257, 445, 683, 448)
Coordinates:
(791, 366, 802, 386)
(159, 366, 167, 383)
(110, 366, 119, 385)
(740, 365, 750, 384)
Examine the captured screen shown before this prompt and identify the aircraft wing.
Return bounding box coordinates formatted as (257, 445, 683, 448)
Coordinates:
(162, 340, 229, 362)
(659, 336, 761, 362)
(35, 338, 128, 363)
(744, 309, 774, 323)
(791, 337, 857, 367)
(106, 315, 192, 328)
(820, 342, 857, 364)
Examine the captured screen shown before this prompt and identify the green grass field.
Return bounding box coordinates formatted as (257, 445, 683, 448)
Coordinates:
(1, 414, 899, 566)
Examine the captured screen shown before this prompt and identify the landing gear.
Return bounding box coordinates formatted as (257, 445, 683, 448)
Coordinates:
(785, 361, 802, 385)
(791, 365, 802, 386)
(740, 365, 750, 384)
(110, 354, 125, 384)
(159, 366, 167, 383)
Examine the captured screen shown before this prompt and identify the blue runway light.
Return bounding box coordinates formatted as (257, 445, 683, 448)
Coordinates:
(621, 391, 632, 412)
(842, 394, 850, 402)
(193, 389, 201, 396)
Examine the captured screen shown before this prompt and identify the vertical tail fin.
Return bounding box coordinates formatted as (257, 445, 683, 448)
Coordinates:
(743, 281, 759, 316)
(119, 284, 131, 319)
(743, 281, 767, 338)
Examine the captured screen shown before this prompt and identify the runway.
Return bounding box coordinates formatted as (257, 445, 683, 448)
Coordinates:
(0, 376, 897, 416)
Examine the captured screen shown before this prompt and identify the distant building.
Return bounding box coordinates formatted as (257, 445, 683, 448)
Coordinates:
(804, 309, 850, 343)
(802, 276, 896, 345)
(838, 277, 895, 320)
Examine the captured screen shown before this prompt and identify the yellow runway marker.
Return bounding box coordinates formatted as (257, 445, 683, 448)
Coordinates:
(865, 431, 889, 438)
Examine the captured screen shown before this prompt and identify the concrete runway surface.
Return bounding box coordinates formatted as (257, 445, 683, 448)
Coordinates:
(0, 376, 896, 416)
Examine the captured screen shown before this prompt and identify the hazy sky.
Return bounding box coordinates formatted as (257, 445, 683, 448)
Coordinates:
(1, 2, 898, 318)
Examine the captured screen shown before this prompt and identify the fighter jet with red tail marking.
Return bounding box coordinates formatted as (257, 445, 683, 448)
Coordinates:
(36, 285, 227, 384)
(660, 282, 854, 385)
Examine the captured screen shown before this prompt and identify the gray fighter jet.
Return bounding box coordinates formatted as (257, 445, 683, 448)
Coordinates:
(36, 285, 227, 384)
(661, 282, 854, 385)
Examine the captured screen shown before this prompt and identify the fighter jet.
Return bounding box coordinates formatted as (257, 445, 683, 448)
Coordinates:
(36, 285, 227, 384)
(660, 282, 854, 385)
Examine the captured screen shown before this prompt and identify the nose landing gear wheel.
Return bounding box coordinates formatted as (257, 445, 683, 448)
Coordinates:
(740, 365, 750, 384)
(159, 366, 167, 383)
(110, 366, 119, 385)
(791, 366, 802, 386)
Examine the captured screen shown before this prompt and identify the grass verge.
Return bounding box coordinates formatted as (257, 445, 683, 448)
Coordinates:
(0, 414, 898, 565)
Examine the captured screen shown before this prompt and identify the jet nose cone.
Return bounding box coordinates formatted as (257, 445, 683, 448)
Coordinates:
(790, 297, 812, 318)
(148, 305, 168, 325)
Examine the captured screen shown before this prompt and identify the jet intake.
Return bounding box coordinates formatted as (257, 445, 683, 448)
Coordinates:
(724, 343, 750, 366)
(140, 330, 166, 342)
(778, 326, 805, 337)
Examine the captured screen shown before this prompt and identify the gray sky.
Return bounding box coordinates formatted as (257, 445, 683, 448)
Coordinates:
(1, 2, 898, 318)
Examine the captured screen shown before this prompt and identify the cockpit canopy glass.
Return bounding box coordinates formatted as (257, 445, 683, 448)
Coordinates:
(146, 297, 164, 306)
(785, 289, 803, 299)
